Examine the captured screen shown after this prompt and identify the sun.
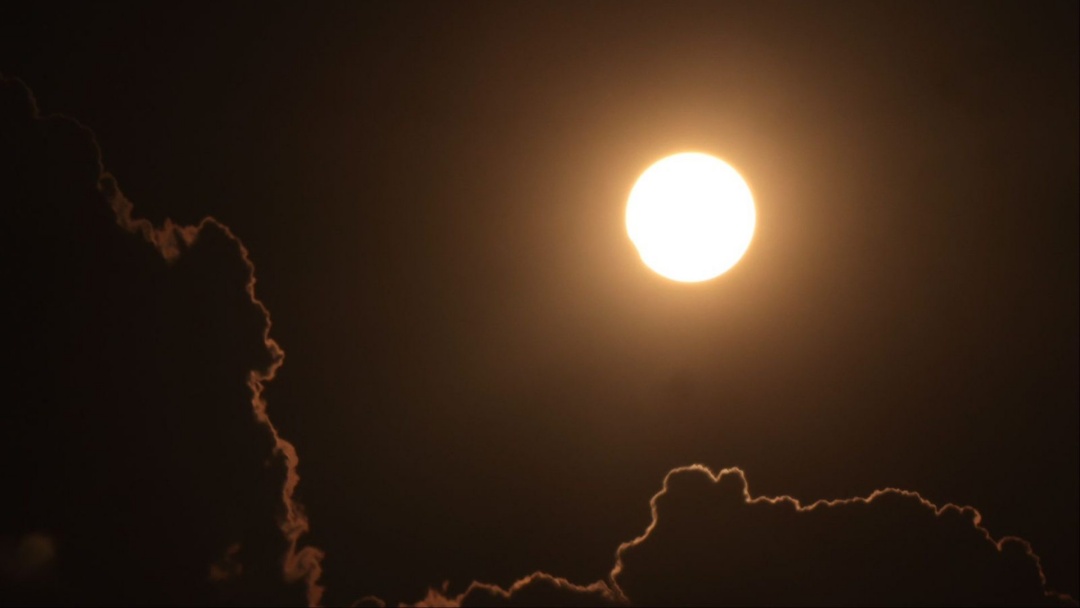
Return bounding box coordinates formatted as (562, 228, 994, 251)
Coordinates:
(626, 153, 756, 282)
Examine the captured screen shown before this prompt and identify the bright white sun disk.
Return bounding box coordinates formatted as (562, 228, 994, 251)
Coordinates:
(626, 153, 756, 282)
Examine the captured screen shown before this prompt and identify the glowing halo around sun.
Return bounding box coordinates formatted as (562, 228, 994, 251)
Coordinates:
(626, 152, 756, 282)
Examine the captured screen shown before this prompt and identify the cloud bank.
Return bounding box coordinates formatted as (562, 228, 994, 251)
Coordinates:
(0, 75, 322, 605)
(409, 466, 1074, 607)
(409, 574, 623, 608)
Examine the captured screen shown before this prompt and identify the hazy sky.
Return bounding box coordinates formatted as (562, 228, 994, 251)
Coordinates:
(2, 2, 1077, 606)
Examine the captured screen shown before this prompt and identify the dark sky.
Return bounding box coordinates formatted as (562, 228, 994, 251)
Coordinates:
(2, 2, 1077, 606)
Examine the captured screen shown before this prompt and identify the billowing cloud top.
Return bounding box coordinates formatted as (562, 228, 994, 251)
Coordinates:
(0, 75, 322, 606)
(612, 466, 1070, 606)
(409, 466, 1074, 607)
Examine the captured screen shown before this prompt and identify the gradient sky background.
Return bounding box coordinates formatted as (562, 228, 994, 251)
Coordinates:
(2, 2, 1077, 606)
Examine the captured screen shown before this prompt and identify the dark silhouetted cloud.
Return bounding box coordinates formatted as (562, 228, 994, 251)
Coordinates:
(405, 466, 1074, 607)
(0, 75, 322, 606)
(409, 573, 623, 608)
(612, 465, 1073, 606)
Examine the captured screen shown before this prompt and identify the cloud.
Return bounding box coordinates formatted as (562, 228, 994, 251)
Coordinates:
(402, 465, 1074, 607)
(209, 542, 244, 583)
(610, 465, 1077, 606)
(106, 179, 327, 606)
(0, 534, 56, 582)
(0, 75, 322, 605)
(408, 573, 623, 607)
